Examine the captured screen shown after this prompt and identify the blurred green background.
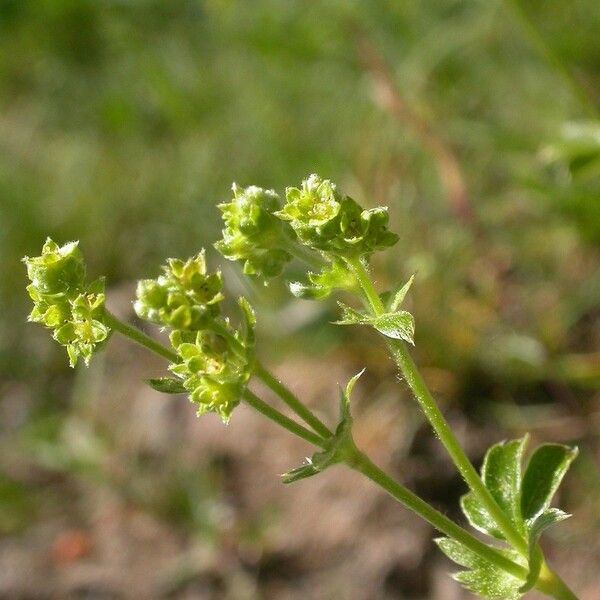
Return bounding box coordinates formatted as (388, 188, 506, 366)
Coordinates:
(0, 1, 599, 598)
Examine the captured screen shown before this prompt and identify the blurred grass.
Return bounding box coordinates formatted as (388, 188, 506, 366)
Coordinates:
(0, 0, 598, 596)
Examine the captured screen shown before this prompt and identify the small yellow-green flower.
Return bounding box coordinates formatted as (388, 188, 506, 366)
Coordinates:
(24, 238, 110, 366)
(277, 174, 399, 257)
(134, 251, 223, 330)
(215, 183, 293, 279)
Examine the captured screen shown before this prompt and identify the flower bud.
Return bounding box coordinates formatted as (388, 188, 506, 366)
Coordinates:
(215, 184, 293, 280)
(277, 174, 399, 257)
(169, 328, 252, 423)
(134, 251, 223, 330)
(24, 238, 85, 296)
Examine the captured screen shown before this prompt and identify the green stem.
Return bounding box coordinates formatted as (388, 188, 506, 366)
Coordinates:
(208, 319, 246, 359)
(209, 320, 332, 438)
(106, 305, 532, 586)
(351, 450, 527, 581)
(105, 311, 327, 449)
(254, 361, 333, 438)
(536, 562, 579, 600)
(242, 389, 327, 448)
(345, 257, 528, 555)
(104, 310, 179, 363)
(282, 237, 325, 272)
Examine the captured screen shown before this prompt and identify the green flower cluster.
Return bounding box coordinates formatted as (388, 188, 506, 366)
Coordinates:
(168, 315, 254, 423)
(24, 238, 110, 367)
(135, 252, 255, 423)
(276, 174, 398, 256)
(215, 184, 293, 279)
(214, 175, 399, 288)
(134, 251, 223, 330)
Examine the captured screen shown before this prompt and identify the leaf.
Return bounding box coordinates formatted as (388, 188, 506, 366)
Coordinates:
(334, 302, 369, 325)
(389, 274, 415, 312)
(436, 538, 524, 600)
(436, 537, 489, 570)
(283, 371, 362, 485)
(344, 368, 365, 406)
(520, 444, 578, 521)
(334, 301, 415, 345)
(519, 509, 571, 593)
(372, 310, 415, 344)
(281, 457, 321, 483)
(146, 377, 187, 394)
(454, 568, 522, 600)
(460, 437, 528, 540)
(482, 437, 528, 527)
(461, 492, 504, 540)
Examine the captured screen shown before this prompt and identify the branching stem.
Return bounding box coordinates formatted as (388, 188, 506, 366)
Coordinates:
(345, 256, 529, 555)
(254, 361, 333, 438)
(104, 310, 179, 363)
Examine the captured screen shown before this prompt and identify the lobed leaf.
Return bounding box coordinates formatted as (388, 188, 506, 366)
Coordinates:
(372, 311, 415, 344)
(520, 444, 578, 521)
(436, 538, 524, 600)
(519, 509, 571, 593)
(460, 436, 528, 540)
(482, 436, 528, 528)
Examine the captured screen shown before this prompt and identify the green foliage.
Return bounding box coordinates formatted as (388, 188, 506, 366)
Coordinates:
(146, 377, 187, 394)
(289, 259, 357, 300)
(282, 370, 363, 483)
(461, 437, 529, 539)
(520, 444, 579, 521)
(449, 437, 578, 597)
(335, 272, 415, 345)
(215, 184, 293, 280)
(7, 5, 596, 598)
(23, 238, 110, 366)
(436, 538, 524, 600)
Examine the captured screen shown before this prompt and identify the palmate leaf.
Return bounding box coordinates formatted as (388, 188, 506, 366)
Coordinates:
(436, 538, 524, 600)
(456, 436, 577, 597)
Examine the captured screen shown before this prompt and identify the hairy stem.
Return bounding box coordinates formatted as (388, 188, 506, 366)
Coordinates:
(351, 450, 527, 580)
(281, 237, 325, 272)
(242, 389, 327, 448)
(104, 311, 327, 449)
(106, 307, 531, 585)
(104, 310, 179, 363)
(536, 562, 579, 600)
(254, 361, 333, 438)
(345, 257, 528, 554)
